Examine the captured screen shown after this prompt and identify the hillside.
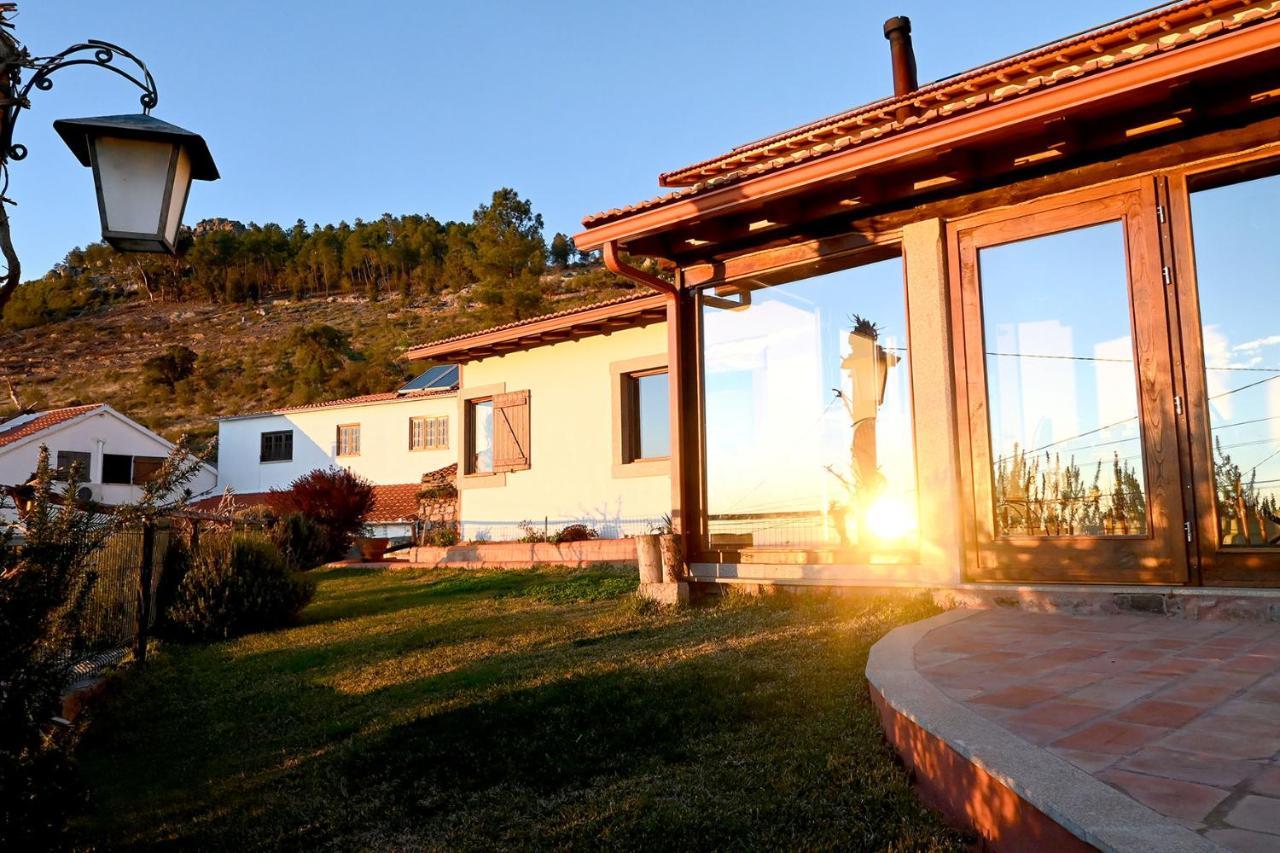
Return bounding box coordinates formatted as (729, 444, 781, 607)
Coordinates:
(0, 272, 639, 449)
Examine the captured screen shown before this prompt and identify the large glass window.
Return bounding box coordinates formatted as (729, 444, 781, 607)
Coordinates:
(1191, 172, 1280, 549)
(700, 255, 916, 555)
(979, 222, 1148, 537)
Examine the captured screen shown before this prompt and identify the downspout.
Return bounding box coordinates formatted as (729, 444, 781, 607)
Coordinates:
(602, 240, 677, 297)
(601, 240, 690, 577)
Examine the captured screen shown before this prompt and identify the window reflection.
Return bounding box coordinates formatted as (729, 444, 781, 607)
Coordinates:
(700, 256, 916, 557)
(1191, 173, 1280, 548)
(470, 399, 494, 474)
(979, 221, 1149, 537)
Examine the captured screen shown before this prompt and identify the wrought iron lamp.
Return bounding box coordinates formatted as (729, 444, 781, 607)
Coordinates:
(0, 3, 218, 310)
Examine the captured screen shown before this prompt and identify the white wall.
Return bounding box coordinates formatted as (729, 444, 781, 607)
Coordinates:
(458, 323, 671, 540)
(0, 407, 217, 505)
(217, 394, 457, 493)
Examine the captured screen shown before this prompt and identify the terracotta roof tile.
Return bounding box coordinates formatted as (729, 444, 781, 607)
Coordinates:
(226, 386, 457, 420)
(408, 292, 656, 352)
(581, 0, 1280, 229)
(188, 482, 432, 524)
(0, 404, 103, 449)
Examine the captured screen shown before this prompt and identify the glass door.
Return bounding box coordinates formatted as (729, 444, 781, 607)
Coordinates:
(953, 182, 1189, 583)
(1174, 163, 1280, 586)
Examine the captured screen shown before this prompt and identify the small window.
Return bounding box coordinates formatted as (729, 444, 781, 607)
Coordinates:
(468, 400, 494, 474)
(102, 454, 133, 485)
(410, 415, 449, 451)
(54, 450, 91, 481)
(260, 430, 293, 463)
(336, 423, 360, 457)
(623, 370, 670, 462)
(131, 456, 165, 485)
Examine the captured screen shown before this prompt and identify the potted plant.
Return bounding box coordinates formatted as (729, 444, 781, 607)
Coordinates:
(635, 515, 681, 584)
(356, 525, 389, 562)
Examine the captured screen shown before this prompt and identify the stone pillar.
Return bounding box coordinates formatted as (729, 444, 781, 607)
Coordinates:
(903, 219, 966, 585)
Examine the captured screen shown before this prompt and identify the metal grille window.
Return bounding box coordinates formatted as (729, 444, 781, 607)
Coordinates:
(336, 423, 361, 457)
(410, 415, 449, 451)
(260, 430, 293, 462)
(54, 450, 91, 481)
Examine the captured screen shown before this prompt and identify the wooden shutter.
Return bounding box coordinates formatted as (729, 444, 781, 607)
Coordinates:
(492, 390, 531, 472)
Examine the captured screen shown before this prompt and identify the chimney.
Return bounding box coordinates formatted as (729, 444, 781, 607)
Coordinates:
(883, 16, 918, 121)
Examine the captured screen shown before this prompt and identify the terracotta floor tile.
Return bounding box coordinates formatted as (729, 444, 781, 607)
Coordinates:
(1156, 728, 1280, 761)
(1096, 768, 1230, 822)
(1068, 677, 1165, 709)
(1157, 680, 1241, 706)
(1114, 698, 1207, 728)
(1222, 654, 1280, 675)
(1141, 657, 1209, 677)
(1249, 765, 1280, 798)
(1205, 827, 1280, 853)
(1048, 746, 1121, 774)
(1052, 720, 1167, 755)
(1224, 794, 1280, 835)
(969, 685, 1061, 709)
(1116, 746, 1261, 788)
(1006, 699, 1110, 732)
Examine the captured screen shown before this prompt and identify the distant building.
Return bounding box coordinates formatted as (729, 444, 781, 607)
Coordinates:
(0, 404, 217, 517)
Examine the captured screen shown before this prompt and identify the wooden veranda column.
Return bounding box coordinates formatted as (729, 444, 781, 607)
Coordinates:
(666, 274, 702, 568)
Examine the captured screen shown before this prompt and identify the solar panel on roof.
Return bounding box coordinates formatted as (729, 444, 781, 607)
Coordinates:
(399, 364, 459, 392)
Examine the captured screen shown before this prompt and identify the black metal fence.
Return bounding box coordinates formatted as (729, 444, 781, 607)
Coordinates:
(54, 521, 171, 671)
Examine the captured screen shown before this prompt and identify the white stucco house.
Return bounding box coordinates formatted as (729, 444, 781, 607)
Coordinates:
(0, 403, 217, 515)
(212, 294, 674, 543)
(209, 368, 460, 540)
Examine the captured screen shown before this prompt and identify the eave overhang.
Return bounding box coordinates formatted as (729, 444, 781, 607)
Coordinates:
(405, 294, 669, 363)
(574, 5, 1280, 261)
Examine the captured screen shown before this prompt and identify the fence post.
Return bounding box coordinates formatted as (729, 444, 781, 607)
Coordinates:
(135, 523, 155, 665)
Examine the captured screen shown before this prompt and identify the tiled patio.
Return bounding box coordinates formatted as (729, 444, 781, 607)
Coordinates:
(915, 609, 1280, 852)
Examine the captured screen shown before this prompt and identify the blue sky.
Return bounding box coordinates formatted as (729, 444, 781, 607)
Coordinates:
(13, 0, 1148, 278)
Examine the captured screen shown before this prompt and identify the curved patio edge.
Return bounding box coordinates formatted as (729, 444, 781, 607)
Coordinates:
(866, 610, 1223, 853)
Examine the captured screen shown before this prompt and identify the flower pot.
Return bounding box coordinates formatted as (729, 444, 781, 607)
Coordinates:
(357, 537, 389, 562)
(635, 533, 663, 584)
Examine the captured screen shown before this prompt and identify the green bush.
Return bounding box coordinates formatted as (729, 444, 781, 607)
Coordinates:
(420, 524, 459, 547)
(552, 524, 597, 544)
(166, 534, 314, 641)
(271, 512, 329, 571)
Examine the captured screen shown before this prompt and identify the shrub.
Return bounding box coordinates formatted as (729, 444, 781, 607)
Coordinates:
(420, 524, 459, 547)
(268, 467, 374, 561)
(271, 512, 328, 571)
(553, 524, 598, 544)
(517, 521, 550, 544)
(166, 534, 314, 641)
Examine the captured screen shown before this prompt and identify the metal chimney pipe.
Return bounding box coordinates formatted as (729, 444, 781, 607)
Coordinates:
(883, 16, 918, 121)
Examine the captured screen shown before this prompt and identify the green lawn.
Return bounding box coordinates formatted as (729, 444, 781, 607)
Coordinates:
(76, 565, 967, 851)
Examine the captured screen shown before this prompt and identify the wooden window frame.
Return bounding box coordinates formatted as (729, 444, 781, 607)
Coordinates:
(259, 429, 293, 463)
(947, 178, 1189, 585)
(409, 415, 449, 452)
(336, 423, 361, 458)
(1165, 146, 1280, 587)
(458, 383, 506, 487)
(491, 390, 532, 474)
(53, 449, 91, 482)
(611, 353, 670, 479)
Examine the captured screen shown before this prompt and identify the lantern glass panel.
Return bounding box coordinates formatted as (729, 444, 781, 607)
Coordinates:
(91, 136, 174, 238)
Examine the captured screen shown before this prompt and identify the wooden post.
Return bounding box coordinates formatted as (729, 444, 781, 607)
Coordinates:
(135, 523, 155, 665)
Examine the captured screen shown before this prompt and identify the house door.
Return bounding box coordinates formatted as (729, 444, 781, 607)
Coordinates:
(1170, 160, 1280, 587)
(952, 181, 1189, 583)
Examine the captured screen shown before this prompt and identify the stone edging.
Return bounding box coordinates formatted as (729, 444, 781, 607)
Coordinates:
(866, 610, 1224, 853)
